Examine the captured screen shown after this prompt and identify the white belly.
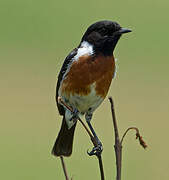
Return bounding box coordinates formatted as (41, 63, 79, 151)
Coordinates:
(61, 83, 104, 114)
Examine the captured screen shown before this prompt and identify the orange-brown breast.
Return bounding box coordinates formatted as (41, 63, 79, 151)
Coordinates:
(61, 54, 115, 98)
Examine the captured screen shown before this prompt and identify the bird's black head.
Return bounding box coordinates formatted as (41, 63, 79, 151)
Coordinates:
(81, 20, 131, 56)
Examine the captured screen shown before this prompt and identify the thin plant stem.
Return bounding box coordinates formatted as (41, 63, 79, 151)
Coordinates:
(60, 156, 69, 180)
(109, 97, 122, 180)
(97, 155, 105, 180)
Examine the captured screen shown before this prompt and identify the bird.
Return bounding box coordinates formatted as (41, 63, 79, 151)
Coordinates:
(52, 20, 131, 157)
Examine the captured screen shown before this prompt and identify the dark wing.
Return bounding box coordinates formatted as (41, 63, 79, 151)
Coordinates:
(56, 48, 78, 115)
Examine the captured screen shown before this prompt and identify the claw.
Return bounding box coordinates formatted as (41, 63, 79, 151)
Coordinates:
(87, 143, 103, 156)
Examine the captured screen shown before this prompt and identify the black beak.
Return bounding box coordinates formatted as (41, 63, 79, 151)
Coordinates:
(118, 28, 132, 34)
(114, 28, 132, 36)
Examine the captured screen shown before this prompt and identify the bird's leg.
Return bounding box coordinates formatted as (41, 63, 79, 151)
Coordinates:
(85, 113, 103, 156)
(70, 108, 79, 122)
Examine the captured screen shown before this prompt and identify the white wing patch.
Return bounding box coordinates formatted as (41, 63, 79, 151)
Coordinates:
(73, 41, 94, 61)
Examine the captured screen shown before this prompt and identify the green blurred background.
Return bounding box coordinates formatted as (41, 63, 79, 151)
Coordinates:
(0, 0, 169, 179)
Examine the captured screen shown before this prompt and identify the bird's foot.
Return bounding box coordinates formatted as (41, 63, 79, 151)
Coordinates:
(87, 141, 103, 156)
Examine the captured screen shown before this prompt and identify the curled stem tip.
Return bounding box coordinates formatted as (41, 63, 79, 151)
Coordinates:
(121, 127, 147, 149)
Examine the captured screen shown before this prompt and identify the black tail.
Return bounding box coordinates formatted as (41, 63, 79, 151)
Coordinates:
(52, 116, 77, 157)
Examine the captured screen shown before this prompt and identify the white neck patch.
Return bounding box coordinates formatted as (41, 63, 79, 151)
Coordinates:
(73, 41, 94, 61)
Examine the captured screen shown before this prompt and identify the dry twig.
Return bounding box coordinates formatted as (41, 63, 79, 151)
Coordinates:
(109, 97, 147, 180)
(60, 156, 70, 180)
(109, 97, 122, 180)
